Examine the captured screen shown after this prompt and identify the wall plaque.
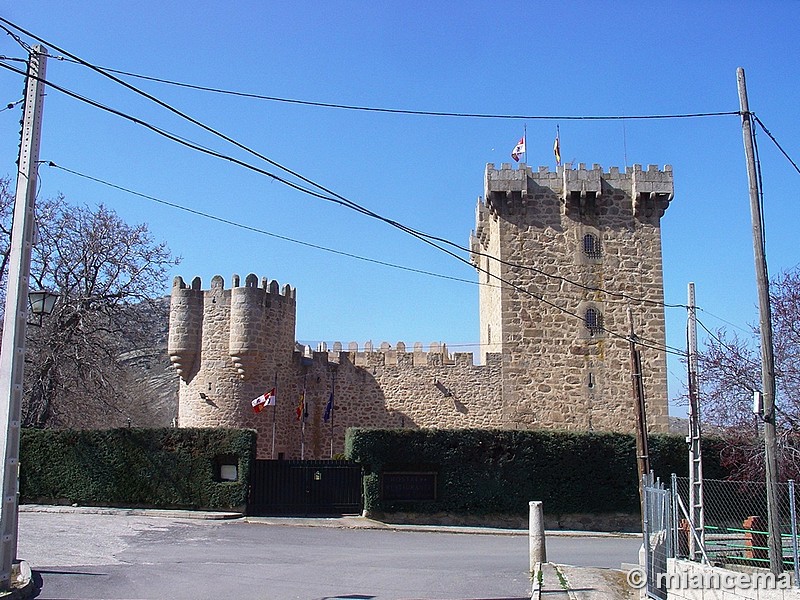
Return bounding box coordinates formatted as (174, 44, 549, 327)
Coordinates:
(381, 471, 437, 502)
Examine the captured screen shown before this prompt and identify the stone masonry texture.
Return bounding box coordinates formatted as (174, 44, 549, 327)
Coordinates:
(170, 162, 672, 459)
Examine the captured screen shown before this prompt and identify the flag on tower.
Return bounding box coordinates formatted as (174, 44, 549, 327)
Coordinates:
(511, 136, 526, 162)
(251, 388, 276, 413)
(553, 127, 561, 165)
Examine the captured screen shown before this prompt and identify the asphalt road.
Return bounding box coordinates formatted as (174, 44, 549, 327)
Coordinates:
(18, 512, 641, 600)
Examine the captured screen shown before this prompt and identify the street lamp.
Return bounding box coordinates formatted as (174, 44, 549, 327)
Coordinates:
(27, 289, 58, 325)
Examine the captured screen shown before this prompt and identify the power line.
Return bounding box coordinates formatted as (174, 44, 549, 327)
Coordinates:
(1, 54, 686, 313)
(43, 160, 684, 357)
(752, 114, 800, 175)
(0, 27, 33, 54)
(0, 33, 685, 358)
(696, 307, 754, 336)
(0, 24, 697, 313)
(52, 55, 740, 122)
(0, 98, 22, 112)
(45, 161, 485, 288)
(0, 60, 348, 206)
(49, 170, 683, 358)
(696, 317, 762, 372)
(30, 75, 676, 354)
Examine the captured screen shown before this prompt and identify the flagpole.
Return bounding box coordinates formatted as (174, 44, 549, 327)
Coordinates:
(523, 123, 527, 164)
(329, 375, 335, 459)
(270, 372, 277, 459)
(300, 373, 307, 460)
(555, 125, 561, 168)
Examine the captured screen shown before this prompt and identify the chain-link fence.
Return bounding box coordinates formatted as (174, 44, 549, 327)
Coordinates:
(644, 477, 673, 600)
(673, 476, 800, 578)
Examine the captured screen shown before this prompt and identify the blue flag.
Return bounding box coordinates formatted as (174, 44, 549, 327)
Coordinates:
(323, 391, 334, 423)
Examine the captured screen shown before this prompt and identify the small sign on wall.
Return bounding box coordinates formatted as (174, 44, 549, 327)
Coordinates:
(381, 472, 437, 502)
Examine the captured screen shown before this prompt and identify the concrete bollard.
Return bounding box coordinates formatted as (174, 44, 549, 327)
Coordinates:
(529, 501, 546, 570)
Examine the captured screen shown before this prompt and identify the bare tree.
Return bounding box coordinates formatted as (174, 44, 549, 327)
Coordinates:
(0, 180, 179, 428)
(0, 177, 15, 309)
(698, 266, 800, 479)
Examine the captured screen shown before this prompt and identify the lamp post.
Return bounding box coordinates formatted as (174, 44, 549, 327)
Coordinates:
(27, 290, 59, 326)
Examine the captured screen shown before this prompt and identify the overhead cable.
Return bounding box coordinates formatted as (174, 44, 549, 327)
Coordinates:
(0, 25, 686, 356)
(54, 55, 740, 121)
(696, 318, 762, 372)
(46, 160, 686, 358)
(0, 53, 687, 312)
(45, 161, 485, 288)
(752, 114, 800, 175)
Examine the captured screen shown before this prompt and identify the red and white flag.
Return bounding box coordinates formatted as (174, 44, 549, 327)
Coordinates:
(251, 387, 276, 413)
(511, 136, 526, 162)
(553, 128, 561, 165)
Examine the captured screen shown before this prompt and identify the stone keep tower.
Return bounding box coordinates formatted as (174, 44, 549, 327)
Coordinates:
(168, 273, 297, 436)
(471, 162, 673, 434)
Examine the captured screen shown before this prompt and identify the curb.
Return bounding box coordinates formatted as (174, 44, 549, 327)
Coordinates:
(531, 561, 542, 600)
(19, 504, 242, 520)
(20, 505, 641, 538)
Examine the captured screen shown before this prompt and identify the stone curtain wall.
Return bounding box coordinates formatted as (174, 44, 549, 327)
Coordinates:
(168, 162, 673, 458)
(284, 348, 504, 460)
(170, 274, 503, 459)
(476, 163, 671, 434)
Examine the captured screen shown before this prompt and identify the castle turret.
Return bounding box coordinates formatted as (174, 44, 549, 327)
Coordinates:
(229, 273, 266, 379)
(167, 276, 203, 381)
(172, 274, 297, 439)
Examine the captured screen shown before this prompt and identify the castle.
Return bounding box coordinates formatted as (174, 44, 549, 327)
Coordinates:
(168, 162, 673, 459)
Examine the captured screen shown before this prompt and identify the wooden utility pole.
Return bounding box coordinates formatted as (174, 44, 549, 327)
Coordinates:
(0, 45, 47, 591)
(628, 307, 650, 516)
(737, 66, 782, 576)
(687, 283, 705, 560)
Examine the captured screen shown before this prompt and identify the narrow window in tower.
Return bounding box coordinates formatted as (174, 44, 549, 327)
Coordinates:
(585, 308, 604, 336)
(487, 324, 492, 345)
(582, 233, 602, 259)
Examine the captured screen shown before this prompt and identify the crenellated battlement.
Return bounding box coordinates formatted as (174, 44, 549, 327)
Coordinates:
(483, 162, 673, 221)
(168, 273, 297, 381)
(484, 161, 673, 181)
(300, 341, 489, 368)
(171, 273, 296, 301)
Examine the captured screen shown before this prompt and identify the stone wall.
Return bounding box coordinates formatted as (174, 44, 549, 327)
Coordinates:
(286, 346, 503, 460)
(169, 161, 673, 457)
(169, 274, 503, 459)
(169, 273, 298, 454)
(474, 163, 671, 434)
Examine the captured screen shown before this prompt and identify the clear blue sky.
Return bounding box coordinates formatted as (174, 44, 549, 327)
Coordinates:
(2, 2, 799, 418)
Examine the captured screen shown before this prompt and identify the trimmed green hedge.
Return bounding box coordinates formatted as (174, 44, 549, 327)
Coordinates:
(20, 427, 256, 510)
(345, 428, 727, 516)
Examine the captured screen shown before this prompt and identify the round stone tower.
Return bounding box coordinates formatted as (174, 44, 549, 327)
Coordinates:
(169, 273, 296, 439)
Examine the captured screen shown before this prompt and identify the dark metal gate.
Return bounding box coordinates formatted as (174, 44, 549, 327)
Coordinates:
(248, 460, 363, 516)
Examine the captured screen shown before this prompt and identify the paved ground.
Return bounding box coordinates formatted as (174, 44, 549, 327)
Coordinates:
(12, 506, 641, 600)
